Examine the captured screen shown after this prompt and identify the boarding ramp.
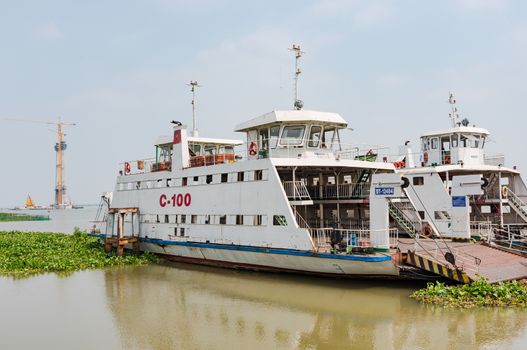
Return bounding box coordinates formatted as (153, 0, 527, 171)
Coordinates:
(399, 238, 527, 284)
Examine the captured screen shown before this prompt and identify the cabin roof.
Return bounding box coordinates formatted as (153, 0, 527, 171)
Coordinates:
(155, 135, 243, 146)
(187, 136, 243, 146)
(421, 126, 490, 138)
(234, 110, 348, 132)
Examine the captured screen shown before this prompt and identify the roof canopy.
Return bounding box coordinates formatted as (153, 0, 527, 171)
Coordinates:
(234, 110, 348, 132)
(421, 126, 490, 138)
(155, 135, 243, 146)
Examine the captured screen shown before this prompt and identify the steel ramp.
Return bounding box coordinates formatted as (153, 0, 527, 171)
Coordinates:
(399, 238, 527, 284)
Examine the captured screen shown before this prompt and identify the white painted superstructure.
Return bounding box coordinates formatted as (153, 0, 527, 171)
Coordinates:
(104, 109, 403, 277)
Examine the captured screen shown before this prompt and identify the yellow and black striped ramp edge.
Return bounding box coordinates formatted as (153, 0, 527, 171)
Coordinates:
(407, 251, 472, 284)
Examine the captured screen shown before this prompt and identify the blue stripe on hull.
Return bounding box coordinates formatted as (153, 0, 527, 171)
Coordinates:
(140, 237, 392, 262)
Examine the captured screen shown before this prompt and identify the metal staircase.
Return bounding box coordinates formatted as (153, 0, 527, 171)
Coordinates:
(293, 209, 311, 229)
(349, 170, 372, 198)
(506, 188, 527, 222)
(283, 181, 312, 200)
(388, 200, 421, 238)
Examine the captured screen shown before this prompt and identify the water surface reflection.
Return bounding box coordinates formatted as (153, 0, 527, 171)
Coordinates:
(104, 264, 527, 350)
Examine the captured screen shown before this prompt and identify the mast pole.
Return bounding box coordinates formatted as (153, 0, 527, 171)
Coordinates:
(187, 80, 201, 137)
(289, 44, 305, 110)
(448, 92, 458, 127)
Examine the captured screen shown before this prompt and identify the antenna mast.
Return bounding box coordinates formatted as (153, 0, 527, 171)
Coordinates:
(187, 80, 201, 137)
(289, 44, 305, 110)
(448, 92, 459, 127)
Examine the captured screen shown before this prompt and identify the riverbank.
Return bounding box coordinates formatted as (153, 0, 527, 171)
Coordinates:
(0, 212, 50, 222)
(0, 230, 158, 277)
(411, 279, 527, 308)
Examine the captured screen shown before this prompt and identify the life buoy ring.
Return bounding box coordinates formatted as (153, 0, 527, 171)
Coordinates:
(502, 186, 509, 198)
(124, 162, 131, 174)
(249, 141, 258, 157)
(423, 151, 429, 163)
(421, 225, 433, 237)
(444, 155, 451, 164)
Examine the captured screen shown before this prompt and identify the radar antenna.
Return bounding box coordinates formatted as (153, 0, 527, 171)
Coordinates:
(289, 44, 305, 110)
(187, 80, 201, 137)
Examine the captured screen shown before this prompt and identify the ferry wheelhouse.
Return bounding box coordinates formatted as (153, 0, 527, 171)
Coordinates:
(389, 95, 527, 241)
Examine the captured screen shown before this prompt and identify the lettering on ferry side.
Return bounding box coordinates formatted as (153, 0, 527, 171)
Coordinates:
(159, 194, 167, 207)
(159, 193, 191, 207)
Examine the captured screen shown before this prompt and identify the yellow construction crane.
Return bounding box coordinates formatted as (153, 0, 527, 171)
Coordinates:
(2, 117, 77, 208)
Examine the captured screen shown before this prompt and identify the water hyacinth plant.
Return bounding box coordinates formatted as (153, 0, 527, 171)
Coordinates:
(0, 230, 159, 277)
(411, 279, 527, 308)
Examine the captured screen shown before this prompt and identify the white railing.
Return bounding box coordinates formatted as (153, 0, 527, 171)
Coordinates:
(283, 181, 311, 200)
(310, 228, 333, 252)
(413, 238, 481, 275)
(470, 221, 494, 242)
(120, 158, 171, 176)
(309, 228, 398, 252)
(306, 183, 371, 199)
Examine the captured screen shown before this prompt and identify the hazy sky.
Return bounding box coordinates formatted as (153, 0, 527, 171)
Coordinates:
(1, 0, 526, 207)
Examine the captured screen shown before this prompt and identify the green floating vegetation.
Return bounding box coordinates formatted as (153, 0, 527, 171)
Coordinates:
(0, 212, 50, 222)
(0, 230, 159, 277)
(411, 279, 527, 308)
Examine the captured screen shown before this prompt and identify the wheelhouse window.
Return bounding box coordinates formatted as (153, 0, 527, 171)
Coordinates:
(451, 134, 458, 148)
(280, 125, 305, 146)
(322, 128, 335, 148)
(269, 126, 280, 149)
(470, 135, 480, 148)
(460, 135, 468, 148)
(308, 126, 322, 148)
(431, 138, 438, 150)
(259, 128, 269, 150)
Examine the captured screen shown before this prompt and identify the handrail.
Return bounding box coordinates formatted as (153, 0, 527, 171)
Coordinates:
(309, 228, 398, 252)
(412, 236, 481, 275)
(283, 181, 311, 200)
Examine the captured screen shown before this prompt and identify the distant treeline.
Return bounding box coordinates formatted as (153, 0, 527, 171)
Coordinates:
(0, 212, 50, 222)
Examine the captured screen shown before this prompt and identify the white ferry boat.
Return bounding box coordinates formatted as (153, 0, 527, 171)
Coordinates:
(104, 107, 409, 277)
(386, 94, 527, 242)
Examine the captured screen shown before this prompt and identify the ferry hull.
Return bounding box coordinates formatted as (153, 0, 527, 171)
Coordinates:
(139, 241, 399, 277)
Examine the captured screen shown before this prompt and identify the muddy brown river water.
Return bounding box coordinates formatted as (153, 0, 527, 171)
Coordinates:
(1, 264, 527, 350)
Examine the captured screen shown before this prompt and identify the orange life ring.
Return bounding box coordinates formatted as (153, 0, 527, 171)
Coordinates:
(423, 151, 429, 163)
(249, 141, 258, 156)
(124, 162, 131, 174)
(421, 225, 433, 237)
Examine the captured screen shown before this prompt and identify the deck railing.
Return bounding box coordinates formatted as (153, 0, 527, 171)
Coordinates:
(309, 228, 398, 252)
(283, 181, 311, 200)
(120, 158, 171, 176)
(470, 221, 494, 242)
(413, 237, 481, 275)
(306, 183, 370, 199)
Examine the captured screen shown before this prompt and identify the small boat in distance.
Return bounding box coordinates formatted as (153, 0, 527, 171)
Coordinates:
(14, 195, 51, 210)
